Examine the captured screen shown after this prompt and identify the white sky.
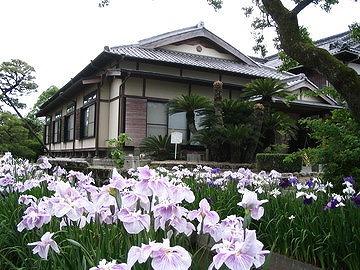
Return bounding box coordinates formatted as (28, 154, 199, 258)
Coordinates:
(0, 0, 359, 113)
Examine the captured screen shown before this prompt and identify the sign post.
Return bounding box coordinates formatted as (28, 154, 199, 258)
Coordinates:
(170, 131, 183, 160)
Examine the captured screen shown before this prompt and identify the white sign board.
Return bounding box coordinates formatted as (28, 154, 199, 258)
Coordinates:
(171, 132, 183, 144)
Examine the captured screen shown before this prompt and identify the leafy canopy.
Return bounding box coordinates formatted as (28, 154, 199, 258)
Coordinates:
(0, 112, 42, 160)
(29, 85, 59, 117)
(0, 59, 37, 110)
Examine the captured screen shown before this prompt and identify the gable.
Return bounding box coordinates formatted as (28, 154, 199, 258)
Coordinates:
(160, 37, 236, 60)
(138, 23, 258, 66)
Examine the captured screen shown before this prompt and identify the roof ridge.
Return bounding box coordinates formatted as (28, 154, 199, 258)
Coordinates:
(138, 23, 202, 45)
(315, 30, 350, 45)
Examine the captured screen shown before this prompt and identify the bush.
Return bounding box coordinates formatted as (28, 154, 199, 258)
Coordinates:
(107, 133, 132, 168)
(256, 153, 302, 172)
(299, 109, 360, 188)
(140, 135, 172, 160)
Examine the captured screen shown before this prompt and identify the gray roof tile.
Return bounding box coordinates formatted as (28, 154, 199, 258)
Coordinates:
(109, 45, 292, 80)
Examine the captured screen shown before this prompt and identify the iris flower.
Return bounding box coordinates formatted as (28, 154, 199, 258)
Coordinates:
(188, 199, 220, 230)
(209, 230, 269, 270)
(127, 239, 192, 270)
(28, 232, 60, 260)
(90, 259, 129, 270)
(238, 191, 268, 220)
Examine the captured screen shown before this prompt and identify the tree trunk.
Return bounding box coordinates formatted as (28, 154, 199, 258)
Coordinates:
(245, 103, 265, 162)
(213, 80, 224, 128)
(262, 0, 360, 121)
(186, 111, 197, 135)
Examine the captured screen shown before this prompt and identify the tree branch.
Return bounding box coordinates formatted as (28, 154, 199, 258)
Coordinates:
(292, 0, 314, 15)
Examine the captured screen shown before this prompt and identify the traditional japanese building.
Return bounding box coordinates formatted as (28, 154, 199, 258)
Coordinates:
(36, 23, 341, 159)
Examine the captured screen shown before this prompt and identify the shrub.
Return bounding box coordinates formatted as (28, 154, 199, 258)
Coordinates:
(107, 133, 132, 168)
(140, 135, 172, 160)
(299, 109, 360, 188)
(256, 153, 302, 172)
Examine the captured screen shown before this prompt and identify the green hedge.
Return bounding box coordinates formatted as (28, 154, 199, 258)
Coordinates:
(256, 153, 302, 172)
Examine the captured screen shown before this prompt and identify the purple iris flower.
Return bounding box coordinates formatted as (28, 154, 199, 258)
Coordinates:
(305, 179, 314, 188)
(303, 197, 314, 205)
(279, 178, 291, 189)
(289, 176, 298, 185)
(324, 196, 343, 210)
(344, 176, 355, 185)
(352, 194, 360, 206)
(211, 168, 221, 174)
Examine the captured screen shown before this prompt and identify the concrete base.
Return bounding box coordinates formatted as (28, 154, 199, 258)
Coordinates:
(265, 253, 321, 270)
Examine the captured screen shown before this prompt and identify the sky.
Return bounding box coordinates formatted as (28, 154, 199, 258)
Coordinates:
(0, 0, 359, 113)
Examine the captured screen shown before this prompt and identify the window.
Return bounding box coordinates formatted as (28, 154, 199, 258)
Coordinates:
(52, 112, 61, 143)
(44, 117, 51, 144)
(81, 104, 95, 138)
(147, 102, 167, 137)
(64, 104, 75, 141)
(83, 91, 97, 105)
(81, 92, 97, 139)
(168, 112, 187, 143)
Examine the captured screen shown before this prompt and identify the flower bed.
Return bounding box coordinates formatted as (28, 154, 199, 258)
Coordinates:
(0, 153, 359, 269)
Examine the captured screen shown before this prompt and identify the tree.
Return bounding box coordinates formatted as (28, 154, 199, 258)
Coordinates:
(0, 59, 37, 111)
(206, 0, 360, 122)
(29, 85, 59, 117)
(0, 112, 43, 160)
(168, 93, 211, 135)
(0, 59, 53, 156)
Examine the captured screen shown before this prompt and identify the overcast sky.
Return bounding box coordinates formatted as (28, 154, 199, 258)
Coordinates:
(1, 0, 359, 112)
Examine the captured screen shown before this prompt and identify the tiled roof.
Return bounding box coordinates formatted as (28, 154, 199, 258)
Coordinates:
(264, 31, 360, 68)
(108, 45, 293, 80)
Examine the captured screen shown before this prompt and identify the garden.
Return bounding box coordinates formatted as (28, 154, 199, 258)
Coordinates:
(0, 152, 359, 270)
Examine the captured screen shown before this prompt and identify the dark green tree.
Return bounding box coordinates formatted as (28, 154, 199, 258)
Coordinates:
(0, 112, 42, 160)
(0, 59, 37, 111)
(206, 0, 360, 122)
(29, 85, 58, 117)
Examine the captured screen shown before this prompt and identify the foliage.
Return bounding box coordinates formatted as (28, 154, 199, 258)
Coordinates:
(194, 88, 297, 163)
(107, 133, 132, 168)
(305, 85, 345, 105)
(242, 78, 290, 104)
(299, 109, 360, 188)
(263, 143, 288, 154)
(29, 85, 59, 117)
(277, 26, 313, 71)
(168, 93, 211, 135)
(207, 0, 360, 122)
(194, 99, 257, 162)
(2, 154, 360, 270)
(140, 135, 172, 160)
(256, 153, 302, 172)
(0, 59, 37, 110)
(185, 169, 360, 270)
(199, 99, 253, 128)
(349, 22, 360, 41)
(0, 112, 43, 160)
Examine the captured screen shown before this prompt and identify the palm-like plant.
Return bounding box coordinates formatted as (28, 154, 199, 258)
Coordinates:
(140, 135, 171, 160)
(168, 94, 211, 135)
(242, 78, 290, 106)
(224, 124, 253, 162)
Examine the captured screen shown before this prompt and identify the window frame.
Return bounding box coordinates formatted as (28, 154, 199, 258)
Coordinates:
(145, 99, 188, 142)
(64, 104, 75, 142)
(80, 91, 97, 139)
(44, 116, 51, 144)
(52, 111, 62, 144)
(146, 100, 169, 138)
